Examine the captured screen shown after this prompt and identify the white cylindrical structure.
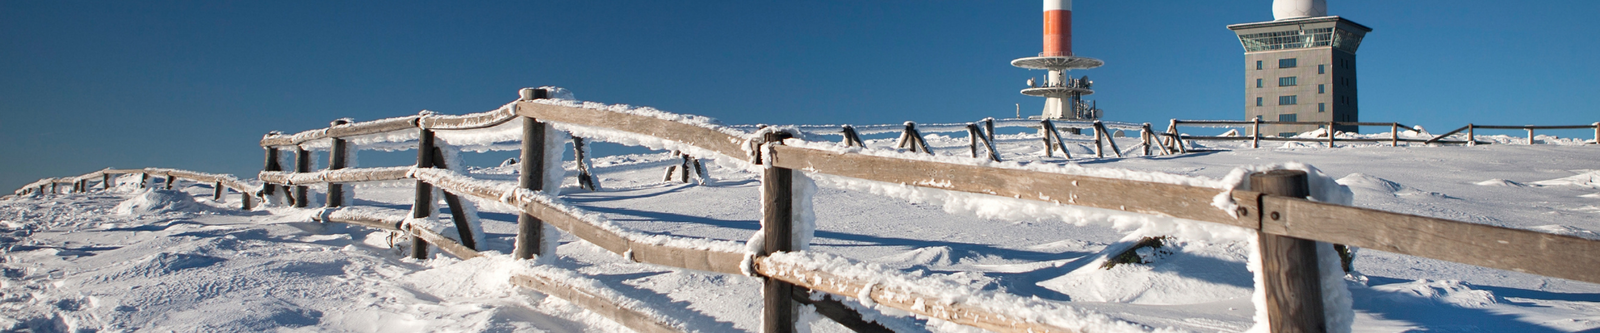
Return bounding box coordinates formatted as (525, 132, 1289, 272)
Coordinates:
(1043, 0, 1072, 56)
(1273, 0, 1327, 20)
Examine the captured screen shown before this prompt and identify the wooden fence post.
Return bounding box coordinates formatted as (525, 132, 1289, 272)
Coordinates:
(515, 88, 549, 260)
(1526, 128, 1534, 145)
(294, 148, 311, 207)
(1252, 118, 1262, 149)
(327, 120, 350, 208)
(1040, 120, 1055, 157)
(1251, 170, 1327, 333)
(840, 125, 865, 148)
(1326, 121, 1336, 149)
(102, 173, 110, 190)
(1593, 122, 1599, 145)
(240, 190, 253, 210)
(164, 174, 175, 190)
(1391, 123, 1400, 147)
(140, 173, 148, 188)
(1095, 121, 1123, 158)
(262, 147, 281, 202)
(213, 181, 224, 201)
(982, 117, 995, 144)
(967, 124, 981, 158)
(411, 128, 436, 260)
(761, 131, 797, 333)
(1467, 124, 1476, 146)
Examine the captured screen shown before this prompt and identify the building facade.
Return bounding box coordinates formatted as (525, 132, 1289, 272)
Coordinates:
(1229, 16, 1370, 136)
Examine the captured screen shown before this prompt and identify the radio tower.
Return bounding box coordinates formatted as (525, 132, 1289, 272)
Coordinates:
(1013, 0, 1103, 122)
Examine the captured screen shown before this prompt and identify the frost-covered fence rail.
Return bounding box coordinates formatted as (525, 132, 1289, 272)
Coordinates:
(11, 168, 259, 210)
(1423, 123, 1600, 145)
(1170, 119, 1600, 150)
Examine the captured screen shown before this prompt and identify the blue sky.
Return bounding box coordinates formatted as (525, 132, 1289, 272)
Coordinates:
(3, 1, 1597, 191)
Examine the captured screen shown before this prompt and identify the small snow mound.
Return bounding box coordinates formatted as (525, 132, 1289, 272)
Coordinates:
(1472, 179, 1528, 187)
(1581, 193, 1600, 199)
(113, 189, 209, 215)
(1038, 237, 1253, 305)
(1219, 129, 1240, 137)
(1531, 170, 1600, 189)
(876, 246, 956, 267)
(1370, 279, 1498, 308)
(1337, 173, 1404, 194)
(1278, 141, 1320, 149)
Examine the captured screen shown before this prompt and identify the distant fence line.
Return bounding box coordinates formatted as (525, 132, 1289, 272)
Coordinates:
(10, 88, 1599, 333)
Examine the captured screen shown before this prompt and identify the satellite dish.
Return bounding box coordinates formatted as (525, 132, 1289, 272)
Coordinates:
(1273, 0, 1327, 20)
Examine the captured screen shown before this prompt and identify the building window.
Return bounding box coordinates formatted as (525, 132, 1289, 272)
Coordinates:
(1256, 61, 1263, 70)
(1319, 103, 1326, 112)
(1318, 64, 1325, 74)
(1279, 114, 1297, 122)
(1279, 95, 1298, 105)
(1318, 84, 1325, 94)
(1279, 58, 1297, 68)
(1256, 97, 1263, 106)
(1256, 78, 1263, 88)
(1279, 77, 1298, 86)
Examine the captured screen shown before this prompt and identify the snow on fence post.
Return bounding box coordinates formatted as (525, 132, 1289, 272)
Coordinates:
(429, 147, 479, 251)
(294, 148, 311, 207)
(327, 119, 351, 208)
(1251, 170, 1328, 333)
(760, 130, 798, 333)
(514, 87, 550, 260)
(572, 136, 598, 191)
(411, 127, 437, 260)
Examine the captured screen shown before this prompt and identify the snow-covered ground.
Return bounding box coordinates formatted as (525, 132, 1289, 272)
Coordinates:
(3, 126, 1597, 332)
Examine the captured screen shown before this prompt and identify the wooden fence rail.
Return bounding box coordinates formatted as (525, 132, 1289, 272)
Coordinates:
(1169, 119, 1599, 149)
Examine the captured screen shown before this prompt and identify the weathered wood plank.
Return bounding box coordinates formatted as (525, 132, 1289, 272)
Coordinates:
(1263, 196, 1600, 285)
(515, 101, 751, 160)
(260, 116, 421, 147)
(769, 145, 1257, 229)
(509, 274, 683, 333)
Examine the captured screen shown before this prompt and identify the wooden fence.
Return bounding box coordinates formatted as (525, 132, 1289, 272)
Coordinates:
(1166, 119, 1600, 150)
(12, 88, 1600, 333)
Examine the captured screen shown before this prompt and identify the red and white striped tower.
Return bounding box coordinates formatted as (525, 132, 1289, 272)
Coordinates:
(1014, 0, 1104, 121)
(1043, 0, 1072, 57)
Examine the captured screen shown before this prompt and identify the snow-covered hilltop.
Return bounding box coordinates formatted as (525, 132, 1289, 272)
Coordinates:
(3, 118, 1598, 332)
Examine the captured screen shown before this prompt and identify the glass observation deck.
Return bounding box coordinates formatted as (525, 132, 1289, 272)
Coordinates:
(1228, 16, 1371, 54)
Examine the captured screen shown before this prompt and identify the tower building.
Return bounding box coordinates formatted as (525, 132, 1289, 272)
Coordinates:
(1228, 0, 1370, 136)
(1014, 0, 1104, 122)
